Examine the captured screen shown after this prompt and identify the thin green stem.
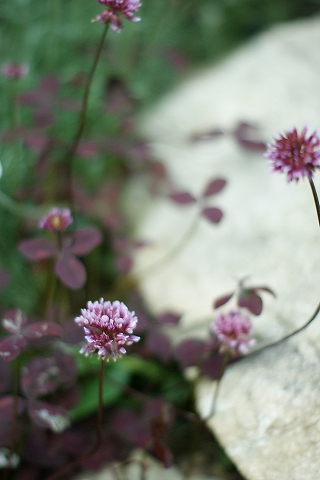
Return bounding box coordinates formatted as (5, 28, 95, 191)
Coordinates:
(135, 213, 200, 279)
(245, 182, 320, 357)
(247, 297, 320, 359)
(46, 360, 105, 480)
(64, 24, 109, 204)
(0, 189, 42, 218)
(309, 179, 320, 227)
(4, 357, 20, 480)
(205, 352, 229, 420)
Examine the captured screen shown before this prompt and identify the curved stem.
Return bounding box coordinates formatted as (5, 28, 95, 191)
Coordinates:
(64, 24, 109, 204)
(0, 189, 45, 218)
(135, 213, 200, 279)
(245, 182, 320, 357)
(309, 179, 320, 227)
(46, 360, 105, 480)
(247, 297, 320, 359)
(205, 352, 229, 420)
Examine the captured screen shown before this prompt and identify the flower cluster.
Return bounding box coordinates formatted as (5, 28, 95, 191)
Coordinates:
(19, 206, 102, 289)
(75, 299, 140, 360)
(211, 309, 255, 355)
(1, 63, 29, 80)
(93, 0, 142, 32)
(265, 126, 320, 183)
(39, 207, 73, 233)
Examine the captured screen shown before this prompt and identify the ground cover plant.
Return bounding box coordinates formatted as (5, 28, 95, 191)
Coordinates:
(1, 0, 320, 479)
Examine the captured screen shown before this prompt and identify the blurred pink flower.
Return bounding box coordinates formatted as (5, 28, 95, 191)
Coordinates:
(75, 299, 140, 360)
(211, 309, 255, 355)
(265, 126, 320, 182)
(1, 63, 29, 80)
(93, 0, 141, 32)
(39, 207, 73, 233)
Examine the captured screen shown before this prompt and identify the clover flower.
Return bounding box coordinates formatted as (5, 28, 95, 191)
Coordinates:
(75, 299, 140, 360)
(265, 126, 320, 182)
(1, 63, 29, 80)
(39, 207, 73, 233)
(93, 0, 141, 32)
(211, 309, 255, 355)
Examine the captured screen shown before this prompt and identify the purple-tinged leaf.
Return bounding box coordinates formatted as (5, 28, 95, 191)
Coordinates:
(23, 426, 67, 467)
(0, 335, 26, 361)
(66, 227, 102, 256)
(190, 128, 224, 143)
(252, 285, 276, 297)
(55, 253, 86, 289)
(150, 440, 173, 468)
(54, 350, 77, 384)
(28, 400, 70, 432)
(2, 309, 27, 334)
(18, 238, 57, 261)
(146, 331, 171, 363)
(23, 321, 62, 340)
(233, 122, 266, 152)
(200, 352, 226, 380)
(158, 311, 181, 325)
(236, 137, 266, 151)
(116, 255, 133, 273)
(201, 207, 223, 224)
(202, 178, 227, 197)
(61, 320, 85, 345)
(0, 359, 11, 393)
(21, 357, 60, 398)
(174, 339, 208, 369)
(0, 395, 25, 419)
(213, 292, 234, 309)
(238, 291, 263, 315)
(168, 192, 197, 205)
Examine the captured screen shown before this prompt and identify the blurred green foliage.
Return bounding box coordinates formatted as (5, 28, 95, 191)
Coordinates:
(0, 0, 319, 316)
(1, 0, 320, 106)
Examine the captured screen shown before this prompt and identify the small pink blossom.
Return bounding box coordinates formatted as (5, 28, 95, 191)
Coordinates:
(211, 310, 255, 355)
(1, 63, 29, 80)
(93, 0, 141, 32)
(75, 299, 140, 360)
(265, 126, 320, 182)
(39, 207, 73, 233)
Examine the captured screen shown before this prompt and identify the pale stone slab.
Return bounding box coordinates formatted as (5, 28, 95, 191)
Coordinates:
(127, 15, 320, 480)
(197, 324, 320, 480)
(129, 15, 320, 342)
(74, 450, 224, 480)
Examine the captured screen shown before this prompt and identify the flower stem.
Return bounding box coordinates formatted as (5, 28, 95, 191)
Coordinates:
(205, 352, 229, 420)
(135, 213, 200, 279)
(247, 297, 320, 359)
(63, 24, 109, 204)
(309, 179, 320, 227)
(46, 360, 105, 480)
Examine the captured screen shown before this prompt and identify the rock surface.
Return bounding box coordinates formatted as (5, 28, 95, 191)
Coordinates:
(73, 450, 224, 480)
(128, 15, 320, 480)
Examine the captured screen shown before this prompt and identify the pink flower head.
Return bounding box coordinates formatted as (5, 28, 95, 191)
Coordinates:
(93, 0, 141, 32)
(211, 309, 255, 355)
(75, 299, 140, 360)
(1, 63, 29, 80)
(265, 126, 320, 182)
(39, 207, 73, 233)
